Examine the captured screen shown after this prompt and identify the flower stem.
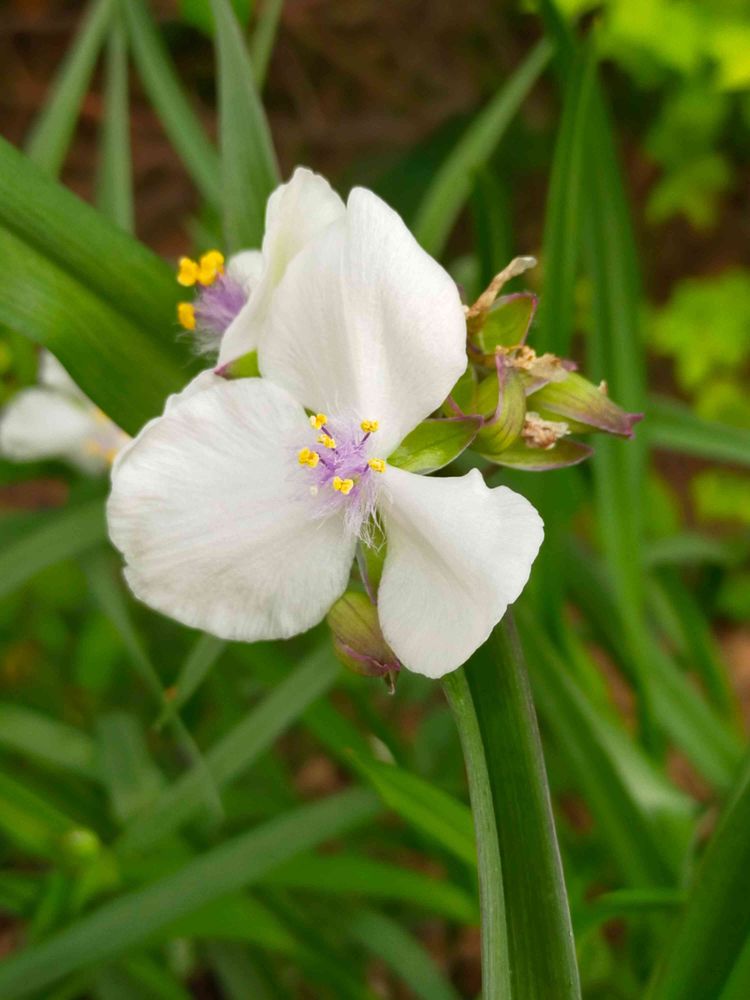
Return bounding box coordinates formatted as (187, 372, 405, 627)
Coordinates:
(442, 667, 512, 1000)
(466, 614, 581, 998)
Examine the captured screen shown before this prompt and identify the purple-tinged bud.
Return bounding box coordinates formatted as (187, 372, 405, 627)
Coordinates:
(327, 591, 400, 685)
(530, 372, 643, 438)
(474, 361, 527, 459)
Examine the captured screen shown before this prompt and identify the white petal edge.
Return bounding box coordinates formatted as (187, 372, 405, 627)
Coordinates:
(217, 168, 345, 365)
(0, 388, 95, 462)
(377, 466, 544, 678)
(259, 187, 467, 455)
(107, 377, 356, 642)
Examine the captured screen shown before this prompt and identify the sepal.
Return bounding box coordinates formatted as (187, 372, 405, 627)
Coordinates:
(388, 417, 479, 474)
(327, 591, 400, 679)
(474, 364, 527, 458)
(529, 371, 643, 437)
(214, 350, 260, 379)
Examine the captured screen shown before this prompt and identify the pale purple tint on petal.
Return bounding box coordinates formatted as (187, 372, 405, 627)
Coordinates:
(193, 274, 249, 354)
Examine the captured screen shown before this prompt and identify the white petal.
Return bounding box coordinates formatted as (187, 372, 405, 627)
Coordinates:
(107, 378, 356, 642)
(217, 168, 345, 365)
(0, 388, 94, 462)
(259, 187, 467, 455)
(377, 466, 544, 678)
(227, 250, 264, 294)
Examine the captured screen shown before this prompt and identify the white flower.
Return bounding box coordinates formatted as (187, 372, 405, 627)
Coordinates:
(108, 187, 543, 678)
(0, 352, 129, 473)
(177, 168, 345, 365)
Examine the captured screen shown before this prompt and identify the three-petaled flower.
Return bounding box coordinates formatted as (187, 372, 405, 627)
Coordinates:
(107, 176, 544, 678)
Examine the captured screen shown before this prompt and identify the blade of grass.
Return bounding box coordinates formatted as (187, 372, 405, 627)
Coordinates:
(25, 0, 115, 175)
(443, 668, 511, 998)
(209, 0, 280, 250)
(117, 645, 340, 854)
(120, 0, 220, 205)
(95, 17, 133, 231)
(250, 0, 284, 88)
(0, 498, 106, 600)
(648, 395, 750, 468)
(0, 788, 379, 999)
(413, 39, 553, 258)
(157, 633, 227, 725)
(466, 618, 581, 999)
(96, 713, 164, 823)
(0, 704, 98, 782)
(646, 757, 750, 999)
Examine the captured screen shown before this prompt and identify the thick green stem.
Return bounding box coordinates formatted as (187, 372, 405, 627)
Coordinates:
(443, 667, 511, 1000)
(466, 615, 581, 999)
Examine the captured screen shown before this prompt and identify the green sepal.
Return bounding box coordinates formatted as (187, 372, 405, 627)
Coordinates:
(214, 350, 260, 379)
(487, 437, 593, 470)
(476, 293, 538, 353)
(474, 367, 527, 458)
(388, 418, 479, 474)
(327, 591, 399, 678)
(442, 364, 478, 416)
(530, 371, 642, 437)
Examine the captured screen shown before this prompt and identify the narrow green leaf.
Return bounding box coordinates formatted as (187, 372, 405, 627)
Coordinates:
(535, 42, 595, 355)
(158, 633, 227, 723)
(350, 754, 476, 867)
(0, 771, 81, 860)
(388, 418, 479, 474)
(0, 704, 98, 782)
(25, 0, 115, 175)
(209, 0, 280, 249)
(250, 0, 284, 88)
(443, 668, 510, 999)
(0, 788, 379, 999)
(117, 646, 340, 854)
(0, 498, 106, 601)
(413, 39, 553, 257)
(646, 758, 750, 999)
(96, 18, 134, 231)
(346, 909, 462, 1000)
(648, 395, 750, 468)
(96, 713, 164, 823)
(121, 0, 220, 204)
(262, 851, 478, 923)
(575, 888, 685, 938)
(466, 619, 581, 999)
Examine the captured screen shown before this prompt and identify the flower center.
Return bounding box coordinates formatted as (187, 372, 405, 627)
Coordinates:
(297, 414, 386, 536)
(176, 250, 248, 353)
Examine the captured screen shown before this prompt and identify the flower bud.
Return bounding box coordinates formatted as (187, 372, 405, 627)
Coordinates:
(474, 364, 527, 459)
(327, 591, 400, 680)
(529, 371, 642, 437)
(60, 827, 101, 866)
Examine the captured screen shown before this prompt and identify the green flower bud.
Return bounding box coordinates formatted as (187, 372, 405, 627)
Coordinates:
(474, 365, 527, 458)
(327, 591, 400, 681)
(530, 371, 642, 437)
(60, 827, 101, 865)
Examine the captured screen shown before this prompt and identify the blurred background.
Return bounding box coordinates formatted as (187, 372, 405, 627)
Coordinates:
(0, 1, 749, 997)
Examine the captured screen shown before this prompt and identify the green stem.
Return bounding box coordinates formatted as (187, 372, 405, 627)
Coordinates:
(443, 667, 511, 1000)
(466, 615, 581, 999)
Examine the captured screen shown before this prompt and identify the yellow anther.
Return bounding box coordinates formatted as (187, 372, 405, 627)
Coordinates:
(178, 302, 196, 330)
(197, 249, 225, 285)
(309, 413, 328, 430)
(332, 476, 354, 495)
(317, 433, 336, 449)
(360, 420, 379, 433)
(177, 257, 199, 287)
(368, 458, 386, 473)
(297, 448, 320, 468)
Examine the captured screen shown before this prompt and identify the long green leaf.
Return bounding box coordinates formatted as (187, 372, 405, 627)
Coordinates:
(0, 789, 379, 998)
(120, 0, 220, 204)
(0, 704, 98, 782)
(25, 0, 115, 175)
(648, 395, 750, 468)
(117, 646, 340, 853)
(209, 0, 280, 250)
(0, 499, 106, 600)
(646, 758, 750, 999)
(466, 619, 581, 999)
(413, 39, 553, 257)
(96, 18, 134, 231)
(250, 0, 284, 88)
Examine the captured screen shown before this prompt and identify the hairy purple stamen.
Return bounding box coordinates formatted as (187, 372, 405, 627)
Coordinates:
(193, 274, 248, 352)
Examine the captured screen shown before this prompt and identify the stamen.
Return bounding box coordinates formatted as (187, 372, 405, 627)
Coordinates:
(177, 257, 199, 287)
(368, 458, 386, 473)
(360, 420, 379, 433)
(317, 434, 336, 449)
(298, 448, 320, 468)
(178, 302, 196, 330)
(197, 250, 225, 286)
(332, 476, 354, 495)
(309, 413, 328, 430)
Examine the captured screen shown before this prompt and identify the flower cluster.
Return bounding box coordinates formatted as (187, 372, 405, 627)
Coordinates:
(107, 167, 637, 680)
